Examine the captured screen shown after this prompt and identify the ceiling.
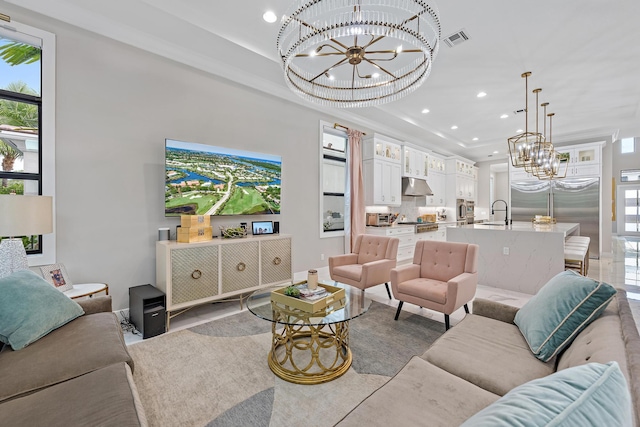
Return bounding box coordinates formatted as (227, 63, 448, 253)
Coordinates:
(7, 0, 640, 162)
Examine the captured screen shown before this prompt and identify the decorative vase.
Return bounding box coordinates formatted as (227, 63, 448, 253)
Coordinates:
(307, 269, 318, 290)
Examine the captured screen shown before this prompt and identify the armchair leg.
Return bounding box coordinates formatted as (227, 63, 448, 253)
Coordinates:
(384, 283, 392, 300)
(464, 304, 469, 314)
(394, 302, 404, 320)
(444, 314, 450, 330)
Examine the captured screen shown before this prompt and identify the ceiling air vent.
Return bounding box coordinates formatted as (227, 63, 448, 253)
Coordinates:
(443, 29, 469, 48)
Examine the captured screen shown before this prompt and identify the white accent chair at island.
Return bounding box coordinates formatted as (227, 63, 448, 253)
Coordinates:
(328, 234, 399, 299)
(391, 240, 479, 330)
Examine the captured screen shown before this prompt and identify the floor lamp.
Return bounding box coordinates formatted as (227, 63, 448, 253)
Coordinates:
(0, 195, 53, 279)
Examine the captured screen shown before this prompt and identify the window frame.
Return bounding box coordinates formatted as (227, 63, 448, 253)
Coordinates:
(621, 137, 635, 154)
(0, 20, 56, 266)
(319, 121, 348, 239)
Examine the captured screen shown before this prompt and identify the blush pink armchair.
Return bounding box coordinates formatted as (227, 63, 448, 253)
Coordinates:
(329, 235, 399, 299)
(391, 240, 479, 330)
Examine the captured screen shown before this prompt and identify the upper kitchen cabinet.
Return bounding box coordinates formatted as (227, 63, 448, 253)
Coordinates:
(363, 134, 402, 162)
(554, 142, 602, 177)
(402, 145, 428, 179)
(426, 153, 446, 206)
(446, 158, 477, 202)
(509, 142, 603, 181)
(363, 134, 402, 206)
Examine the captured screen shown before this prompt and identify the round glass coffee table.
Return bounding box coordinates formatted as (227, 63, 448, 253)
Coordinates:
(247, 282, 371, 385)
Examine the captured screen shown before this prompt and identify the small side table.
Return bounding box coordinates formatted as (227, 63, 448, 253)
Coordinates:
(64, 283, 109, 299)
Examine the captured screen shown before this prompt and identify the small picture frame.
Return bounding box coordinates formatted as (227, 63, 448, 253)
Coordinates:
(39, 263, 74, 292)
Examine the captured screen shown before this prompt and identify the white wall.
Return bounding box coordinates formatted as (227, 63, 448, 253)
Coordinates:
(3, 3, 352, 310)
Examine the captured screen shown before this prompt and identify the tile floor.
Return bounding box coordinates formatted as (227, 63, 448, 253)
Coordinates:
(124, 236, 640, 345)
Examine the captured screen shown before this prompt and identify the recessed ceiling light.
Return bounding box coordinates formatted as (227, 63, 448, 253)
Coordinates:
(396, 45, 403, 53)
(421, 108, 430, 114)
(516, 129, 523, 133)
(472, 137, 478, 141)
(263, 11, 277, 23)
(500, 114, 509, 119)
(372, 72, 380, 78)
(451, 125, 458, 130)
(477, 92, 487, 98)
(493, 150, 499, 154)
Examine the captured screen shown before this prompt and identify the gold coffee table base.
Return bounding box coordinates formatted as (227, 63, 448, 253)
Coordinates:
(268, 314, 352, 385)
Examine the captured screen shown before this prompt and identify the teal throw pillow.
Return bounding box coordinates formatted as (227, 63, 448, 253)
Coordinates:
(460, 362, 632, 427)
(0, 269, 84, 350)
(514, 270, 616, 362)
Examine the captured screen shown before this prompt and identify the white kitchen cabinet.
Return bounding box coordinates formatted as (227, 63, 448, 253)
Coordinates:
(446, 158, 477, 202)
(426, 171, 446, 206)
(363, 159, 402, 206)
(363, 134, 402, 162)
(363, 134, 403, 207)
(428, 154, 446, 174)
(366, 225, 415, 262)
(509, 142, 603, 181)
(555, 143, 602, 177)
(402, 146, 428, 179)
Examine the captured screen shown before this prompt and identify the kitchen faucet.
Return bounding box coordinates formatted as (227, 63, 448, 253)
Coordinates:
(491, 199, 511, 225)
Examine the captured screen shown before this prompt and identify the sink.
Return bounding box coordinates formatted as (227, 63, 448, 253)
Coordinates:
(476, 222, 507, 226)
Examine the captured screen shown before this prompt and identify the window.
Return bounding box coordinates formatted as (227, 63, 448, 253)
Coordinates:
(621, 137, 635, 154)
(621, 170, 640, 183)
(319, 123, 348, 237)
(624, 188, 640, 234)
(0, 19, 55, 265)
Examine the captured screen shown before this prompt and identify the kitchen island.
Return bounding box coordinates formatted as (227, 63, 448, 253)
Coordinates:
(447, 221, 580, 295)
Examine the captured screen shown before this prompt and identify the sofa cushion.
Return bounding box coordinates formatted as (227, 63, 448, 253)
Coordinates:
(423, 314, 555, 396)
(557, 297, 628, 375)
(336, 356, 499, 427)
(0, 363, 148, 427)
(0, 312, 133, 403)
(460, 362, 632, 427)
(0, 269, 84, 350)
(514, 270, 616, 362)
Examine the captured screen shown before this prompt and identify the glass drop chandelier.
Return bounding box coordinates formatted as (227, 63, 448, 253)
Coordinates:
(277, 0, 441, 108)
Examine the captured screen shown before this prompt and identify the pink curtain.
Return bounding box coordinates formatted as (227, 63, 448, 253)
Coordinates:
(347, 129, 365, 252)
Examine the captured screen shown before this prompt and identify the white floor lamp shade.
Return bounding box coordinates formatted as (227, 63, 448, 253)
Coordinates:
(0, 195, 53, 278)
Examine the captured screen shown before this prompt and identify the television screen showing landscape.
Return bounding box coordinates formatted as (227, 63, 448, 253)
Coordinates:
(165, 139, 281, 216)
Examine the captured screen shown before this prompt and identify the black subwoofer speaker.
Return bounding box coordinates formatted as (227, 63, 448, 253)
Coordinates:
(129, 284, 166, 339)
(274, 221, 280, 234)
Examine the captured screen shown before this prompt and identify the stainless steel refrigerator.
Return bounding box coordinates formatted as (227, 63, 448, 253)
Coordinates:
(511, 177, 600, 258)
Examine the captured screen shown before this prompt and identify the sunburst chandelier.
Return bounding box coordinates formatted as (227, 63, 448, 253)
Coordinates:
(277, 0, 441, 108)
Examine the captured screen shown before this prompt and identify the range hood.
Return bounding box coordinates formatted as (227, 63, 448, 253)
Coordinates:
(402, 177, 433, 196)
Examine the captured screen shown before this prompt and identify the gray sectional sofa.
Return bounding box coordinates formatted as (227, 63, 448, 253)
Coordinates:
(0, 296, 148, 427)
(337, 290, 640, 426)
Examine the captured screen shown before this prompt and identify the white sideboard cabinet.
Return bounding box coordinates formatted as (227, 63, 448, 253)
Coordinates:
(156, 235, 292, 328)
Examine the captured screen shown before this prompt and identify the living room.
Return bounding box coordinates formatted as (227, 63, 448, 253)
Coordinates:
(1, 1, 640, 426)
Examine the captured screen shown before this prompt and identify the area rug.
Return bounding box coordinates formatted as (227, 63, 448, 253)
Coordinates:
(128, 301, 444, 427)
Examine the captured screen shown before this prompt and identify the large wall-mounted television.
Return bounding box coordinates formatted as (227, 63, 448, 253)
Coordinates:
(165, 139, 281, 217)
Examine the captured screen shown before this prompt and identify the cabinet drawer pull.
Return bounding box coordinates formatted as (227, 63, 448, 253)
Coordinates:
(191, 269, 202, 279)
(237, 262, 246, 272)
(273, 257, 281, 265)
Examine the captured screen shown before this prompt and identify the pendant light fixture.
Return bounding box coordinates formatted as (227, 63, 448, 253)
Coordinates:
(277, 0, 441, 108)
(507, 72, 545, 169)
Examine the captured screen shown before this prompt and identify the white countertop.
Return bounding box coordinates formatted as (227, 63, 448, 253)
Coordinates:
(460, 221, 580, 236)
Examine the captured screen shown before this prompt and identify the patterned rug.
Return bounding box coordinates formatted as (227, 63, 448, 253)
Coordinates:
(128, 301, 444, 427)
